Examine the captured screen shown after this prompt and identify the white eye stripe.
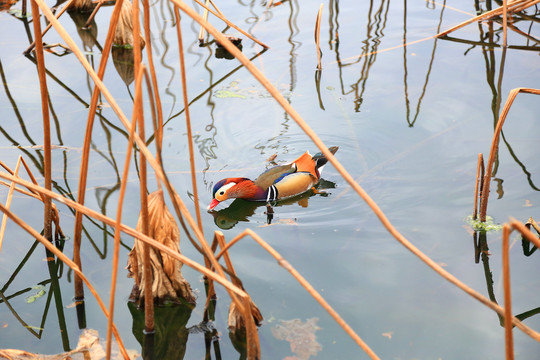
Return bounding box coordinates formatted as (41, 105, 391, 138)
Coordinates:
(218, 182, 236, 194)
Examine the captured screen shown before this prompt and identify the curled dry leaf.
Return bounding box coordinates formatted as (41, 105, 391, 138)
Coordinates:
(113, 0, 146, 49)
(127, 190, 195, 304)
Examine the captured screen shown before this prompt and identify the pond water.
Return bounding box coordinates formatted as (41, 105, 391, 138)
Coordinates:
(1, 0, 540, 358)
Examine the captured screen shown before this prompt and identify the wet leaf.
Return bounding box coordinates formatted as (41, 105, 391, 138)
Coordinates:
(271, 318, 322, 360)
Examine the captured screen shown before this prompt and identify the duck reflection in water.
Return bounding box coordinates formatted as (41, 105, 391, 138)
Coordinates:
(207, 147, 338, 229)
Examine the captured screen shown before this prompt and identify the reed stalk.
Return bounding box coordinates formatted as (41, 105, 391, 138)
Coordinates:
(192, 0, 269, 49)
(473, 153, 484, 220)
(23, 0, 74, 54)
(479, 88, 540, 221)
(197, 0, 210, 43)
(105, 83, 139, 359)
(0, 157, 21, 255)
(72, 0, 126, 301)
(174, 6, 204, 234)
(0, 202, 130, 360)
(315, 3, 323, 70)
(502, 224, 514, 360)
(30, 0, 53, 244)
(171, 0, 540, 347)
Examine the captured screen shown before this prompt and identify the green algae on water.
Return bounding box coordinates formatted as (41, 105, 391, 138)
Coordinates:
(466, 215, 503, 232)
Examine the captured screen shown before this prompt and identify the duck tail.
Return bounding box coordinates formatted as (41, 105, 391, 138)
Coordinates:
(312, 146, 339, 171)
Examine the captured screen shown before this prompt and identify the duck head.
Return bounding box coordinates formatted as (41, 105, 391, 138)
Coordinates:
(208, 177, 260, 210)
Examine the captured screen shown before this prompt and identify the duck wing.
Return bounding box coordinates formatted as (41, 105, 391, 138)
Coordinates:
(254, 163, 295, 190)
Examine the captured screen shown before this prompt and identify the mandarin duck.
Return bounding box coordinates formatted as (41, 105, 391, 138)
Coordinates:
(208, 146, 338, 210)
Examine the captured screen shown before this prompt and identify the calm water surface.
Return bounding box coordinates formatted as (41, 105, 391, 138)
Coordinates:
(1, 0, 539, 359)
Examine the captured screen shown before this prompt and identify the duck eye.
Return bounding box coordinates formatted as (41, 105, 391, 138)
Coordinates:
(219, 191, 225, 195)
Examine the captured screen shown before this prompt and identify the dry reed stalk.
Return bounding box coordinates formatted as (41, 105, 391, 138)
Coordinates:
(472, 153, 484, 220)
(0, 202, 130, 360)
(216, 228, 381, 360)
(479, 88, 540, 222)
(72, 0, 126, 302)
(30, 0, 53, 243)
(83, 1, 105, 28)
(173, 0, 540, 352)
(23, 0, 75, 55)
(213, 231, 263, 332)
(315, 3, 323, 70)
(106, 87, 139, 360)
(174, 6, 204, 234)
(38, 1, 540, 352)
(32, 0, 224, 292)
(0, 171, 250, 300)
(502, 224, 514, 360)
(436, 0, 540, 38)
(0, 158, 64, 239)
(198, 0, 210, 44)
(141, 0, 164, 161)
(503, 0, 508, 47)
(192, 0, 269, 49)
(0, 157, 21, 255)
(133, 67, 155, 333)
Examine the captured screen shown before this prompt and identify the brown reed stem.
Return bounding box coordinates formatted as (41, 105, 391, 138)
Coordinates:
(30, 0, 53, 243)
(315, 3, 323, 70)
(502, 224, 514, 360)
(192, 0, 269, 48)
(479, 88, 540, 222)
(219, 228, 380, 360)
(142, 0, 164, 164)
(106, 87, 138, 359)
(0, 202, 130, 360)
(503, 0, 508, 47)
(198, 0, 210, 43)
(23, 0, 74, 54)
(0, 171, 249, 297)
(72, 0, 126, 301)
(473, 153, 484, 220)
(134, 66, 154, 333)
(32, 0, 218, 282)
(174, 6, 204, 235)
(0, 157, 22, 255)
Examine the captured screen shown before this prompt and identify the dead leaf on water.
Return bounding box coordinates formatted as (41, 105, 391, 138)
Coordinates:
(524, 199, 533, 207)
(271, 318, 322, 360)
(382, 331, 393, 339)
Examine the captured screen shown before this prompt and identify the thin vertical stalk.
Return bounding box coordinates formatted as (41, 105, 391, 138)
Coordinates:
(315, 3, 323, 70)
(106, 98, 139, 359)
(135, 67, 153, 332)
(502, 224, 514, 360)
(174, 6, 204, 234)
(502, 0, 508, 47)
(142, 0, 164, 163)
(30, 0, 52, 243)
(473, 153, 484, 220)
(0, 202, 130, 360)
(479, 88, 540, 221)
(0, 157, 22, 255)
(72, 0, 126, 301)
(198, 0, 210, 43)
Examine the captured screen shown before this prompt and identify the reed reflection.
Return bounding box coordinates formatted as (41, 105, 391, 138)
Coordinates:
(331, 0, 390, 113)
